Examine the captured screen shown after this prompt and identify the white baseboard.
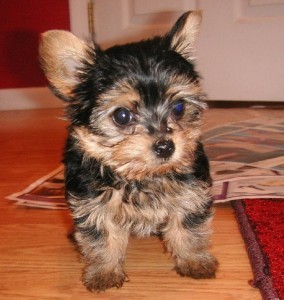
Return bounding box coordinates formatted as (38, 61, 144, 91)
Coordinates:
(0, 87, 64, 111)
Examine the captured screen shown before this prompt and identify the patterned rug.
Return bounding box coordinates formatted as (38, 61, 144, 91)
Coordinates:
(232, 199, 284, 300)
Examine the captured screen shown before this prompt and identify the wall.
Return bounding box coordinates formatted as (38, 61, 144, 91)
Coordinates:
(0, 0, 70, 110)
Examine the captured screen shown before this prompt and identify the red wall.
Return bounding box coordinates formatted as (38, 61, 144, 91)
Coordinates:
(0, 0, 70, 89)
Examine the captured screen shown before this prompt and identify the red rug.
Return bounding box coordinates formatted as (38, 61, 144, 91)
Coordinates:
(232, 199, 284, 300)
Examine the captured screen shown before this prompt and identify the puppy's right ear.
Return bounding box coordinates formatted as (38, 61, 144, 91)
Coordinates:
(39, 30, 93, 101)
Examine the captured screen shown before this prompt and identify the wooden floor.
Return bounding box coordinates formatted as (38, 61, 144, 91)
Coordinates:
(0, 107, 283, 299)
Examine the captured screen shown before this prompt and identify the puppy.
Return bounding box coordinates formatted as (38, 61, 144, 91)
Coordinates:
(39, 11, 217, 292)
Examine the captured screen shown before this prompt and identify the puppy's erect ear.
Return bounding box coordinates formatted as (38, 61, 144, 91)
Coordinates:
(167, 11, 202, 61)
(39, 30, 93, 100)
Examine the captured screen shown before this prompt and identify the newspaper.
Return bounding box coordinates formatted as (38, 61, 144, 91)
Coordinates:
(7, 117, 284, 208)
(8, 166, 66, 209)
(203, 117, 284, 202)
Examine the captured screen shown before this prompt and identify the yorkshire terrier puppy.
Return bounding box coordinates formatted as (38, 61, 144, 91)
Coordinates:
(39, 11, 217, 291)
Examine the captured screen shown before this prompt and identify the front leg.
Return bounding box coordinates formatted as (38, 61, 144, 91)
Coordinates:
(162, 204, 218, 279)
(71, 197, 129, 292)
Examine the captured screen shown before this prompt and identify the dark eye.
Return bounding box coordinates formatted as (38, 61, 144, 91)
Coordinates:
(171, 100, 185, 120)
(112, 107, 133, 126)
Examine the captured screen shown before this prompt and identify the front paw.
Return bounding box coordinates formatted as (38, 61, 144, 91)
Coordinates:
(83, 266, 127, 292)
(175, 253, 218, 279)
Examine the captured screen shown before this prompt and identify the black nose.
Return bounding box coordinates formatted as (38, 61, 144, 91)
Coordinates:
(153, 139, 175, 159)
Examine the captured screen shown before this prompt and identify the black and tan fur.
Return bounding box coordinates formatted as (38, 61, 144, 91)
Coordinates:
(39, 11, 218, 292)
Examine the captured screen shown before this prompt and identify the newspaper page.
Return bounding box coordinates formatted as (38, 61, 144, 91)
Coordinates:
(7, 117, 284, 208)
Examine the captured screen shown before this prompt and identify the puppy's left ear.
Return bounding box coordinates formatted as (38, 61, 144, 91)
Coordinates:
(166, 10, 202, 61)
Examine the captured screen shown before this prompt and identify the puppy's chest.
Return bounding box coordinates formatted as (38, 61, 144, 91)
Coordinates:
(110, 180, 173, 235)
(109, 178, 200, 236)
(119, 179, 178, 209)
